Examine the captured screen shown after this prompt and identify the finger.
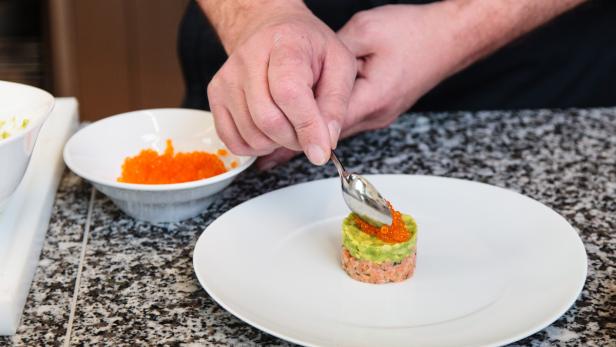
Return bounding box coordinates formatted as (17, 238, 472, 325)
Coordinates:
(346, 49, 394, 119)
(226, 88, 278, 156)
(347, 75, 399, 131)
(340, 80, 380, 140)
(268, 43, 331, 165)
(210, 104, 253, 156)
(256, 147, 300, 171)
(347, 77, 379, 128)
(342, 63, 390, 136)
(337, 16, 374, 57)
(314, 45, 356, 149)
(243, 60, 302, 151)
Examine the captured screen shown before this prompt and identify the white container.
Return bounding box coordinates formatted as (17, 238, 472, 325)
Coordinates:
(0, 81, 55, 211)
(0, 98, 78, 335)
(63, 108, 255, 223)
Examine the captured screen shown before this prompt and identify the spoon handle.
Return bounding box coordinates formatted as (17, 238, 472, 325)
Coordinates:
(330, 150, 347, 178)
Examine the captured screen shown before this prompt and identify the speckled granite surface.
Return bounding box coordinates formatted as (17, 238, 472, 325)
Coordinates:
(1, 174, 91, 346)
(1, 109, 614, 346)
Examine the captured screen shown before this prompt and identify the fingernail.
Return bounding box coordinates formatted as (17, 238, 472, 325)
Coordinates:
(306, 144, 328, 165)
(328, 121, 341, 148)
(258, 160, 278, 171)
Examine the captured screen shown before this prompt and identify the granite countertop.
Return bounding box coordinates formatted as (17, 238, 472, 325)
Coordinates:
(1, 109, 614, 346)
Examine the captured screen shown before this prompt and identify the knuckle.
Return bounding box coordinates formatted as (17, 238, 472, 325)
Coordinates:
(207, 78, 220, 100)
(271, 79, 303, 103)
(246, 134, 275, 153)
(273, 45, 305, 67)
(211, 64, 238, 87)
(253, 111, 286, 134)
(294, 118, 316, 134)
(208, 70, 235, 98)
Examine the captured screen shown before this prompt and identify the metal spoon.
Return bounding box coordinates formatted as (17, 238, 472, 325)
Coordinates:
(330, 150, 393, 225)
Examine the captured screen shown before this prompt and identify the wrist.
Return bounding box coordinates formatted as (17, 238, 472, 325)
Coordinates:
(197, 0, 308, 53)
(424, 0, 483, 78)
(443, 0, 586, 74)
(442, 0, 514, 73)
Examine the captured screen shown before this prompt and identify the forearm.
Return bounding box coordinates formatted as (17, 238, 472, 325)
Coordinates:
(196, 0, 306, 52)
(444, 0, 587, 75)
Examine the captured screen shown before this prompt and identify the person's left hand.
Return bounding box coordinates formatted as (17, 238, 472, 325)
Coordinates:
(257, 3, 466, 170)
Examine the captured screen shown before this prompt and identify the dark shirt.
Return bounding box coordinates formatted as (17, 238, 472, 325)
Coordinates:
(178, 0, 616, 112)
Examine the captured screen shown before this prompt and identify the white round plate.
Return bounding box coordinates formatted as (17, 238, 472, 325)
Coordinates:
(193, 175, 587, 347)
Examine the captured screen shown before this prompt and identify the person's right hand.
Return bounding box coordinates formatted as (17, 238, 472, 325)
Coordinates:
(203, 0, 356, 165)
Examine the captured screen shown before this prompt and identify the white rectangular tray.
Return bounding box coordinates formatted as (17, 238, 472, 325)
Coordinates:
(0, 98, 78, 335)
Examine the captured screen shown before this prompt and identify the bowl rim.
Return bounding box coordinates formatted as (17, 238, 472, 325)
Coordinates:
(63, 107, 257, 191)
(0, 80, 55, 146)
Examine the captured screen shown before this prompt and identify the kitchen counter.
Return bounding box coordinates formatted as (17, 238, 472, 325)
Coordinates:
(1, 109, 614, 346)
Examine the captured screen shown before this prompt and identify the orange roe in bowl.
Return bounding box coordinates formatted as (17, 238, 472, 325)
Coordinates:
(117, 139, 228, 184)
(353, 201, 410, 243)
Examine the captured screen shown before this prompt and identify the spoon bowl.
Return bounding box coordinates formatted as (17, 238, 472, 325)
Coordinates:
(330, 150, 392, 225)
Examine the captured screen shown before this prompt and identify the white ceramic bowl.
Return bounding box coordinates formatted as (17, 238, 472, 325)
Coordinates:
(63, 108, 255, 223)
(0, 81, 55, 211)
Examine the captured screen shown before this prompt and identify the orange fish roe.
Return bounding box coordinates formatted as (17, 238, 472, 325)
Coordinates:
(230, 160, 239, 169)
(217, 149, 229, 156)
(353, 201, 410, 243)
(118, 139, 228, 184)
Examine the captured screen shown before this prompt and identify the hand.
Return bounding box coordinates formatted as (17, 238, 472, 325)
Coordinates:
(337, 3, 464, 137)
(257, 3, 461, 170)
(204, 1, 356, 165)
(256, 0, 581, 169)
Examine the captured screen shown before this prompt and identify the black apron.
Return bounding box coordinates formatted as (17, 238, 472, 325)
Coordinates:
(178, 0, 616, 112)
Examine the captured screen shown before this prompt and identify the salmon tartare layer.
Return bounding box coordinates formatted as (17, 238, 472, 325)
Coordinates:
(341, 247, 416, 284)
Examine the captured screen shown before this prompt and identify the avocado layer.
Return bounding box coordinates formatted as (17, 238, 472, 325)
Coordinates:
(342, 213, 417, 263)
